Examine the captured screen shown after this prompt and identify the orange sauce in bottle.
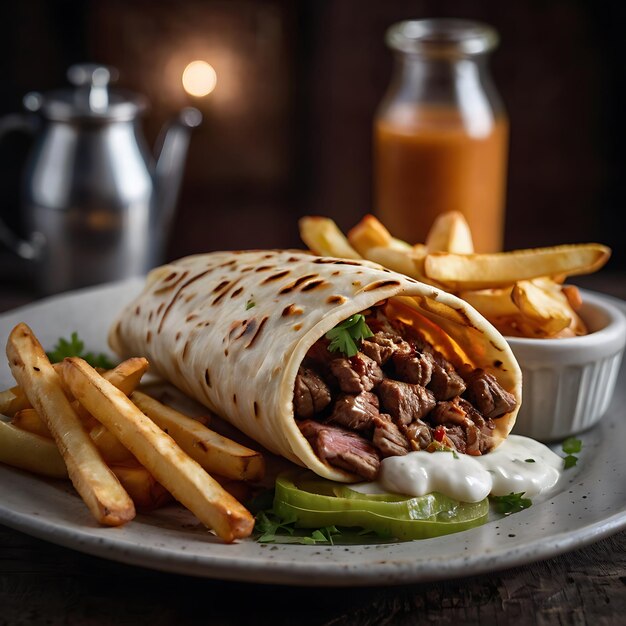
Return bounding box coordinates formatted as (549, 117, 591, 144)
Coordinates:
(374, 107, 508, 252)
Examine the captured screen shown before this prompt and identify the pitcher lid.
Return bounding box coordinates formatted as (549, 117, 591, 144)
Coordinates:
(24, 64, 147, 122)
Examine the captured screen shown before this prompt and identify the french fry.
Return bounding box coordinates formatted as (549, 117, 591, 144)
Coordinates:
(458, 287, 519, 319)
(298, 216, 362, 259)
(425, 211, 474, 254)
(12, 408, 52, 438)
(424, 244, 611, 290)
(511, 280, 573, 336)
(347, 214, 412, 255)
(7, 356, 151, 451)
(104, 357, 149, 395)
(364, 245, 430, 283)
(89, 423, 135, 464)
(110, 464, 172, 511)
(62, 358, 254, 542)
(6, 323, 135, 526)
(562, 284, 583, 311)
(0, 419, 67, 478)
(131, 391, 264, 482)
(0, 385, 30, 417)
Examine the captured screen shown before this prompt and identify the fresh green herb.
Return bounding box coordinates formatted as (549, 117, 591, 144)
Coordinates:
(561, 437, 582, 469)
(47, 332, 116, 369)
(254, 509, 341, 545)
(562, 437, 582, 454)
(245, 299, 256, 310)
(525, 458, 536, 463)
(563, 455, 578, 469)
(325, 314, 374, 358)
(490, 492, 532, 515)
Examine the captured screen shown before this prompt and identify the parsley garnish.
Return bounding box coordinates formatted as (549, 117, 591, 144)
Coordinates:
(525, 458, 535, 463)
(562, 437, 582, 469)
(47, 332, 116, 369)
(490, 492, 532, 515)
(254, 510, 340, 545)
(325, 314, 373, 358)
(245, 299, 255, 310)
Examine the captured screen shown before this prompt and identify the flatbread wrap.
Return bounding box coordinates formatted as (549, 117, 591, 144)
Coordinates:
(109, 250, 521, 482)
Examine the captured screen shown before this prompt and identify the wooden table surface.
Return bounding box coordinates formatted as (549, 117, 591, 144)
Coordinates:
(1, 265, 625, 625)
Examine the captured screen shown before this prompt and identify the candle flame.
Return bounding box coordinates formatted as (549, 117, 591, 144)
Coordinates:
(182, 61, 217, 97)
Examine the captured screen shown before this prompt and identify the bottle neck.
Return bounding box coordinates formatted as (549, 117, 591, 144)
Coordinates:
(379, 52, 505, 137)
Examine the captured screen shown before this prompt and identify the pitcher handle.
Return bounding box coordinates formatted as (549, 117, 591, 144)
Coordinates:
(0, 112, 44, 260)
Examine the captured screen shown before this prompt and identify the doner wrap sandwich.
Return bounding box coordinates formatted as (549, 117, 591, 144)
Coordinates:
(109, 250, 521, 482)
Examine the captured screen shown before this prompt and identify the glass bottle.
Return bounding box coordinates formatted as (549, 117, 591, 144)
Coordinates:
(374, 19, 508, 252)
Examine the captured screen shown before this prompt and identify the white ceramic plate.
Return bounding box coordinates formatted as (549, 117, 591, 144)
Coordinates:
(1, 281, 625, 586)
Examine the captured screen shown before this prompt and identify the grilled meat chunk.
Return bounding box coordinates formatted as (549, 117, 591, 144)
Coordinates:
(360, 331, 410, 366)
(329, 391, 380, 431)
(428, 355, 466, 400)
(463, 368, 517, 420)
(403, 420, 433, 450)
(430, 398, 496, 455)
(372, 415, 410, 457)
(293, 366, 332, 419)
(330, 353, 383, 394)
(298, 419, 380, 480)
(392, 350, 434, 386)
(378, 379, 436, 425)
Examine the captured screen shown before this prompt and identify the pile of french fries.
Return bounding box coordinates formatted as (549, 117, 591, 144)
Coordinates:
(299, 212, 611, 338)
(0, 323, 264, 541)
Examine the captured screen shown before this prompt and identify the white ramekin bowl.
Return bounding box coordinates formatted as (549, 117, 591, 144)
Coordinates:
(506, 291, 626, 442)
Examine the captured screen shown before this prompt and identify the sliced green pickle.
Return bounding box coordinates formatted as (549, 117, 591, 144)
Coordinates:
(273, 470, 489, 541)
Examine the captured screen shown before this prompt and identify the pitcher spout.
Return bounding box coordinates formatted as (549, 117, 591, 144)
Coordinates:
(154, 107, 202, 232)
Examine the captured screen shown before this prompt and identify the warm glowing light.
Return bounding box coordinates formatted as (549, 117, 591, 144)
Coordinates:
(182, 61, 217, 97)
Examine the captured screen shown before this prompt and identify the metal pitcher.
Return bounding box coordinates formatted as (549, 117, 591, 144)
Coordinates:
(0, 63, 201, 295)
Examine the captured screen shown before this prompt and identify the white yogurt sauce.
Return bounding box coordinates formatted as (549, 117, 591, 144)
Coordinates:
(351, 435, 563, 503)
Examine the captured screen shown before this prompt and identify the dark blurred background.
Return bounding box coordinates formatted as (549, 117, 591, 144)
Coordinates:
(0, 0, 624, 306)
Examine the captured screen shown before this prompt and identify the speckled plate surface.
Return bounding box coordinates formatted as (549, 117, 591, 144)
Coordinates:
(0, 281, 625, 587)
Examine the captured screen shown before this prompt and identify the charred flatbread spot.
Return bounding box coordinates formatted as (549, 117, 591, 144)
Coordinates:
(135, 305, 141, 316)
(175, 331, 182, 341)
(287, 256, 299, 263)
(182, 340, 191, 361)
(212, 281, 231, 295)
(253, 401, 260, 418)
(245, 316, 268, 348)
(326, 295, 347, 305)
(163, 272, 177, 283)
(212, 279, 241, 305)
(301, 279, 328, 292)
(157, 302, 165, 315)
(146, 330, 152, 343)
(186, 314, 199, 323)
(490, 340, 504, 352)
(363, 280, 402, 292)
(293, 323, 303, 331)
(493, 360, 503, 368)
(279, 274, 319, 294)
(261, 270, 291, 284)
(196, 441, 209, 452)
(148, 311, 154, 323)
(282, 304, 304, 317)
(254, 265, 274, 272)
(231, 287, 244, 298)
(233, 393, 237, 405)
(204, 368, 211, 387)
(224, 348, 229, 357)
(217, 260, 236, 268)
(154, 270, 189, 294)
(158, 270, 212, 333)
